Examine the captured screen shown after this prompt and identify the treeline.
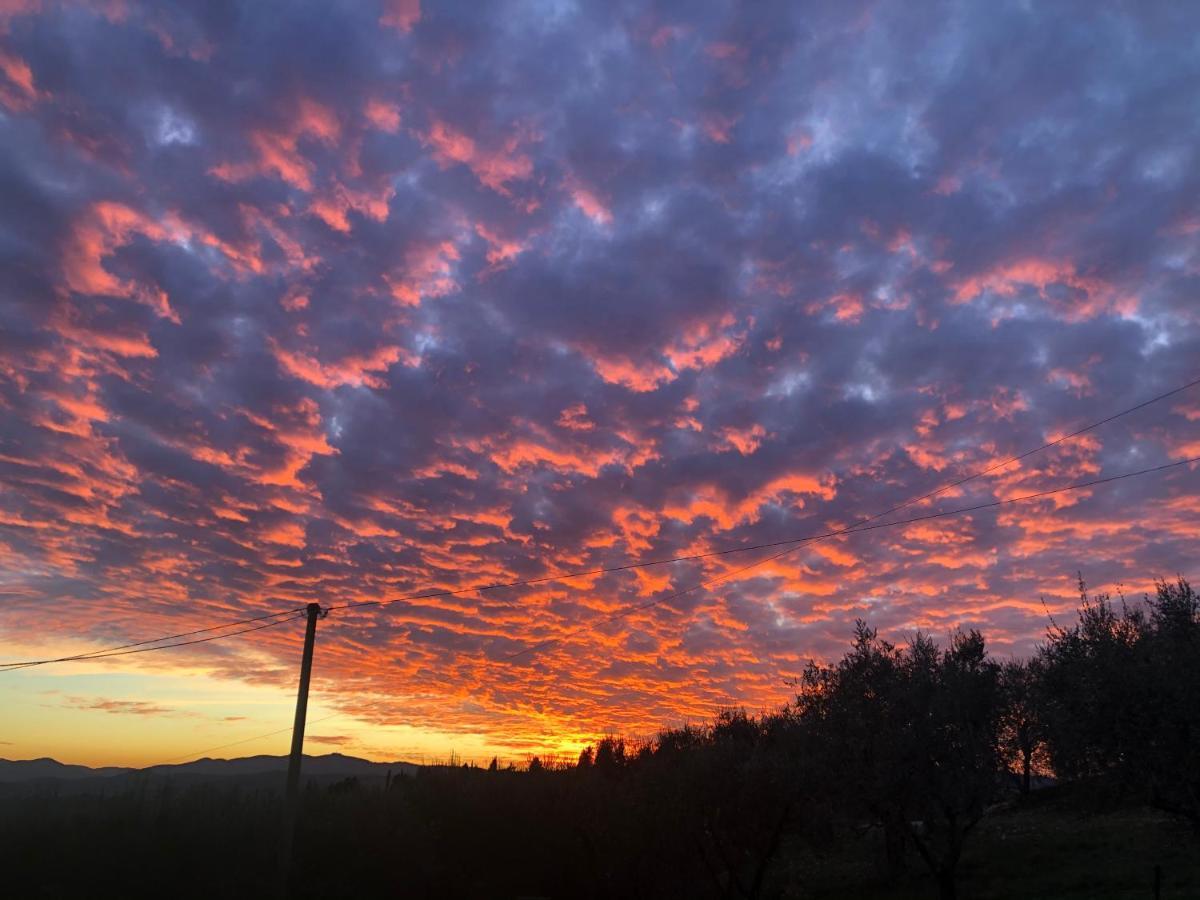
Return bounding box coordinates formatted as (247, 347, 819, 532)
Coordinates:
(4, 578, 1197, 899)
(498, 576, 1200, 900)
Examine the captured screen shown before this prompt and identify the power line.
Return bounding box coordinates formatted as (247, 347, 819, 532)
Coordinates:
(328, 374, 1200, 615)
(3, 374, 1197, 668)
(151, 713, 341, 766)
(500, 455, 1200, 660)
(0, 612, 303, 671)
(0, 606, 305, 670)
(880, 373, 1200, 518)
(1, 457, 1195, 671)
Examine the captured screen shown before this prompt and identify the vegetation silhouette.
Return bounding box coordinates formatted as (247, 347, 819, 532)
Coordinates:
(3, 576, 1198, 899)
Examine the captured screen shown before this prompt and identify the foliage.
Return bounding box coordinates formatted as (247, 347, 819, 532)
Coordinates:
(794, 623, 1002, 900)
(1039, 577, 1200, 830)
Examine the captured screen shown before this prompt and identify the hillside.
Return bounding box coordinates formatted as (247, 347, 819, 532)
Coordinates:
(0, 753, 418, 793)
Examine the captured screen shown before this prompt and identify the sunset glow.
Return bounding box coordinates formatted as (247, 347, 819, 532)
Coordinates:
(1, 1, 1199, 768)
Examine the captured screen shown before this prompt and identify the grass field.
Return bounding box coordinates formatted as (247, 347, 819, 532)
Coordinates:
(802, 788, 1199, 899)
(2, 776, 1196, 898)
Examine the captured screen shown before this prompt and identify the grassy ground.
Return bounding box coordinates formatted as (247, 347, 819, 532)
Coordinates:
(3, 778, 1196, 898)
(800, 788, 1199, 899)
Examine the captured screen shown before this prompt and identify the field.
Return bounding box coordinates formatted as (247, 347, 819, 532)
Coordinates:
(2, 773, 1196, 899)
(803, 788, 1199, 899)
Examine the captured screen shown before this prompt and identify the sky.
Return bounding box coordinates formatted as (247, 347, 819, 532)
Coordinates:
(1, 0, 1199, 768)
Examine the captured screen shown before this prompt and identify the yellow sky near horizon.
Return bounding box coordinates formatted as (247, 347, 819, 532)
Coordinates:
(0, 635, 589, 769)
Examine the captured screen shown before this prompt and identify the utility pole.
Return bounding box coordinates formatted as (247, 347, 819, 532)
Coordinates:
(278, 602, 324, 898)
(286, 602, 324, 800)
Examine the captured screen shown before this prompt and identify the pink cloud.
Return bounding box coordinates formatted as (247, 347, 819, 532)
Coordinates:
(565, 176, 613, 225)
(385, 239, 461, 307)
(210, 98, 340, 192)
(717, 424, 766, 456)
(0, 47, 36, 109)
(474, 223, 526, 267)
(60, 201, 184, 321)
(952, 257, 1137, 320)
(556, 402, 593, 432)
(271, 340, 412, 390)
(589, 354, 676, 392)
(380, 0, 420, 32)
(423, 119, 533, 196)
(700, 111, 738, 144)
(364, 97, 402, 133)
(309, 180, 394, 232)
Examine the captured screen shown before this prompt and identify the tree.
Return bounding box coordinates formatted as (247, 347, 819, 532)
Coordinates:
(621, 711, 804, 900)
(795, 622, 1004, 900)
(998, 658, 1049, 794)
(795, 621, 911, 878)
(1038, 578, 1146, 783)
(899, 630, 1002, 900)
(1140, 578, 1200, 831)
(1041, 577, 1200, 831)
(592, 736, 627, 774)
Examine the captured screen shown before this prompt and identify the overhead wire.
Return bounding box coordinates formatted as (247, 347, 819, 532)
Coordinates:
(500, 456, 1200, 660)
(7, 453, 1182, 670)
(0, 606, 305, 670)
(0, 612, 303, 671)
(151, 713, 341, 766)
(327, 374, 1200, 615)
(2, 374, 1198, 669)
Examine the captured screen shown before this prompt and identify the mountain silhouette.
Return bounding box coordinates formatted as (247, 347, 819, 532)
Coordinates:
(0, 753, 418, 794)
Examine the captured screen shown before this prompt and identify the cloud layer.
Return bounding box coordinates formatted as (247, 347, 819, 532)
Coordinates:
(1, 0, 1199, 755)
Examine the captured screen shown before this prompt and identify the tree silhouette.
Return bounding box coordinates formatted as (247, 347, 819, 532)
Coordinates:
(796, 622, 1003, 900)
(998, 658, 1049, 794)
(1041, 577, 1200, 831)
(1039, 578, 1146, 782)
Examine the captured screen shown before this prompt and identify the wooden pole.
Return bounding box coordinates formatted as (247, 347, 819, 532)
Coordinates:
(278, 602, 323, 897)
(286, 602, 322, 800)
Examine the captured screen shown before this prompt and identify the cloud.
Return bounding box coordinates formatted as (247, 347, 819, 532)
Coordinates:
(0, 0, 1198, 757)
(63, 696, 179, 717)
(307, 734, 355, 746)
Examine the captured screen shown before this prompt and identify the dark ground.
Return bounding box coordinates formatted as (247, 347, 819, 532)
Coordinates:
(1, 774, 1195, 899)
(801, 787, 1198, 899)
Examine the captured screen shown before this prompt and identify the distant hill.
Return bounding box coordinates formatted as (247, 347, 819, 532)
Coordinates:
(143, 752, 418, 779)
(0, 753, 418, 793)
(0, 757, 132, 781)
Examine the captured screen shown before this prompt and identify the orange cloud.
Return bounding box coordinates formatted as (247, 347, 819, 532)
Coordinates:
(590, 354, 676, 392)
(807, 292, 865, 323)
(385, 239, 461, 306)
(474, 223, 525, 266)
(565, 176, 612, 225)
(717, 424, 766, 455)
(423, 119, 533, 195)
(664, 471, 836, 532)
(952, 256, 1137, 320)
(0, 47, 37, 109)
(611, 505, 661, 553)
(60, 201, 185, 321)
(664, 315, 745, 371)
(585, 317, 744, 392)
(557, 402, 593, 432)
(271, 340, 411, 389)
(210, 98, 340, 191)
(309, 180, 394, 232)
(364, 97, 402, 132)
